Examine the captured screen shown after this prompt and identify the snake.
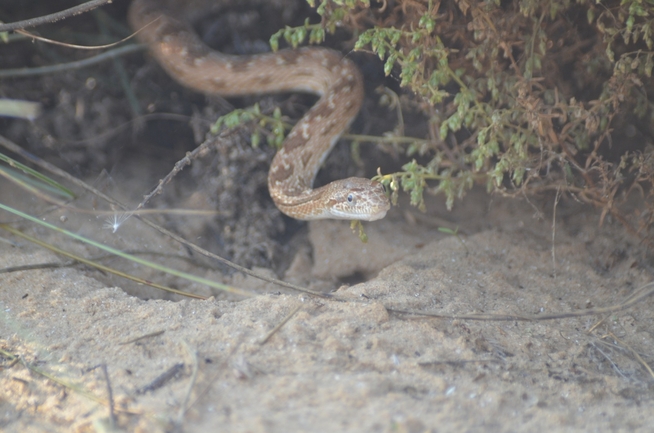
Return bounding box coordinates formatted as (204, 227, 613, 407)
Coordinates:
(128, 0, 390, 221)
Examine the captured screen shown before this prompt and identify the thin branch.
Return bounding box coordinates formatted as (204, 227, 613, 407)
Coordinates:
(12, 15, 161, 50)
(0, 44, 144, 78)
(0, 134, 329, 298)
(259, 303, 303, 345)
(0, 0, 113, 32)
(100, 364, 116, 429)
(389, 281, 654, 322)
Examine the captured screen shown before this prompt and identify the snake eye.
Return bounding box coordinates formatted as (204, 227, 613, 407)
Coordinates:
(347, 194, 353, 203)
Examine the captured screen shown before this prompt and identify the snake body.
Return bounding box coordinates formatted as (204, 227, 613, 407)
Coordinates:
(128, 0, 390, 221)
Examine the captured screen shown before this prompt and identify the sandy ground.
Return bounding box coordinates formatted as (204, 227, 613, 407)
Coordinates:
(2, 185, 654, 432)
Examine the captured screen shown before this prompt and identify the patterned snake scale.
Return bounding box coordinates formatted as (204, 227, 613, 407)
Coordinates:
(128, 0, 390, 220)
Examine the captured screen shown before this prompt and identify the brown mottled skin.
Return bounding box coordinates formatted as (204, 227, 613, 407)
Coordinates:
(128, 0, 390, 220)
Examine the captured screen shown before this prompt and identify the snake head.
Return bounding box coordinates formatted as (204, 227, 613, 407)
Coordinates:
(324, 177, 390, 221)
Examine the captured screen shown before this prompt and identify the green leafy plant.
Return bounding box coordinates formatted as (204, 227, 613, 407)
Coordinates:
(211, 103, 288, 149)
(262, 0, 654, 241)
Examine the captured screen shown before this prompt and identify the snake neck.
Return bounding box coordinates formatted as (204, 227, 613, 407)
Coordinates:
(269, 184, 331, 220)
(129, 0, 390, 221)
